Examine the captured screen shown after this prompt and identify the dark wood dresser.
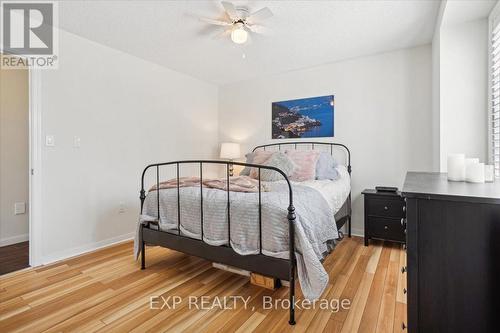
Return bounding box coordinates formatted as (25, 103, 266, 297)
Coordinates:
(362, 189, 405, 246)
(402, 172, 500, 332)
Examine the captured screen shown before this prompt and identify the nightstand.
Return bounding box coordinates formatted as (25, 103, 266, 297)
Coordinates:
(362, 189, 405, 246)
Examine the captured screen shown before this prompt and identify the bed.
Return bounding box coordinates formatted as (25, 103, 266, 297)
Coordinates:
(136, 142, 352, 325)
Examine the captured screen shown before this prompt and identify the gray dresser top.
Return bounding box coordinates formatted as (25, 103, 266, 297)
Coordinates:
(402, 172, 500, 204)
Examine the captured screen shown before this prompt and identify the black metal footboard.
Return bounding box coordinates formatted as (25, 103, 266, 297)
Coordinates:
(139, 142, 351, 326)
(139, 160, 298, 324)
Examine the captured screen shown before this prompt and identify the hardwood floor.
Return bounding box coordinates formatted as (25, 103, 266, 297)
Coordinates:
(0, 237, 406, 332)
(0, 242, 29, 276)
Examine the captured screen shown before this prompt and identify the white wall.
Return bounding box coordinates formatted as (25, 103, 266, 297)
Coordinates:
(0, 59, 29, 246)
(431, 1, 446, 172)
(439, 19, 489, 170)
(37, 29, 218, 263)
(218, 45, 433, 236)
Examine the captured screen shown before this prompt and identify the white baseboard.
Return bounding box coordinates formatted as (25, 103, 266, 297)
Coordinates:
(339, 225, 364, 238)
(33, 225, 363, 267)
(0, 234, 29, 247)
(31, 225, 363, 267)
(350, 227, 364, 238)
(39, 232, 135, 266)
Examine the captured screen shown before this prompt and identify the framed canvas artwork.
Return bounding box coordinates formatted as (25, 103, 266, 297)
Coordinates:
(271, 95, 334, 139)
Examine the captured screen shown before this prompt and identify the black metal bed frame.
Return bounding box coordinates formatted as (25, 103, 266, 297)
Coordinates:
(139, 142, 351, 325)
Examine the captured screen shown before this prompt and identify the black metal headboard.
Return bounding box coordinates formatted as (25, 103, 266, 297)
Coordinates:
(252, 141, 351, 174)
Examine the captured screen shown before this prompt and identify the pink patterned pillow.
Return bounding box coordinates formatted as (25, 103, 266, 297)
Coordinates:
(249, 150, 274, 179)
(285, 150, 320, 182)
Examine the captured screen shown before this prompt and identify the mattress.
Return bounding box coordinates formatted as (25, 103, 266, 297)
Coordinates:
(287, 165, 351, 214)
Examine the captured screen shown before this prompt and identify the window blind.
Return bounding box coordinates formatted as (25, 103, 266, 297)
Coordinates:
(492, 21, 500, 177)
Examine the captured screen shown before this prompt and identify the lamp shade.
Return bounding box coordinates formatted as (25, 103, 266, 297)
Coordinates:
(220, 142, 241, 160)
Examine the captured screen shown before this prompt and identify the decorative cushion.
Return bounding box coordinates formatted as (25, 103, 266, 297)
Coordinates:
(239, 152, 254, 176)
(316, 151, 340, 180)
(258, 152, 296, 181)
(285, 150, 320, 182)
(248, 150, 274, 178)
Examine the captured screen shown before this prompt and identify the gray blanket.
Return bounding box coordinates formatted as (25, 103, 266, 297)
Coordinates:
(134, 182, 339, 300)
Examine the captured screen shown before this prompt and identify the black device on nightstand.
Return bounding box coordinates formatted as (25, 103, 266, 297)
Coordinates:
(362, 188, 405, 246)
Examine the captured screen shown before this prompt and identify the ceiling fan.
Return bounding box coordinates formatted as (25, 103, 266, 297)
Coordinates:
(200, 1, 273, 44)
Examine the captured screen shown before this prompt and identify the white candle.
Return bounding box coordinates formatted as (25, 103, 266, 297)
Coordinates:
(447, 154, 465, 181)
(466, 162, 485, 183)
(465, 158, 479, 166)
(465, 158, 480, 182)
(485, 165, 494, 182)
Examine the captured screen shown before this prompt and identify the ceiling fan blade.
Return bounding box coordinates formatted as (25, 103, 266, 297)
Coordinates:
(199, 17, 232, 26)
(221, 1, 238, 20)
(246, 24, 270, 34)
(246, 7, 273, 23)
(213, 28, 232, 40)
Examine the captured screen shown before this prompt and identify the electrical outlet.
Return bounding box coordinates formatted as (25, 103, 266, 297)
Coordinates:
(14, 202, 26, 215)
(45, 135, 55, 147)
(73, 136, 81, 148)
(118, 202, 125, 214)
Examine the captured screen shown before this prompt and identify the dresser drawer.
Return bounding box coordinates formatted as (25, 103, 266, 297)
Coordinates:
(366, 197, 404, 218)
(367, 217, 405, 242)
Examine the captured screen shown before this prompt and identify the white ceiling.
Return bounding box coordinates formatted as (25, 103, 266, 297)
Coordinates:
(442, 0, 497, 26)
(59, 0, 441, 85)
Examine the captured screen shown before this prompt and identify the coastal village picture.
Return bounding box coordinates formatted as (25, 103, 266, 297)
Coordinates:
(272, 95, 334, 139)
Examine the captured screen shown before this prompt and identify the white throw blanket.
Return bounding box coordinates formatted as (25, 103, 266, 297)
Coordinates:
(134, 181, 339, 300)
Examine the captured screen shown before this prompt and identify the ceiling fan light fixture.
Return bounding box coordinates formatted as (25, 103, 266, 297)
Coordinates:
(200, 2, 272, 45)
(231, 25, 248, 44)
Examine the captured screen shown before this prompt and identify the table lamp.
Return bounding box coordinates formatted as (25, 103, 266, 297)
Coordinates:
(220, 142, 241, 176)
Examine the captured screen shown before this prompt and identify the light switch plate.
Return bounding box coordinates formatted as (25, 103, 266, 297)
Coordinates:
(118, 202, 125, 214)
(73, 136, 81, 148)
(45, 135, 55, 146)
(14, 202, 26, 215)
